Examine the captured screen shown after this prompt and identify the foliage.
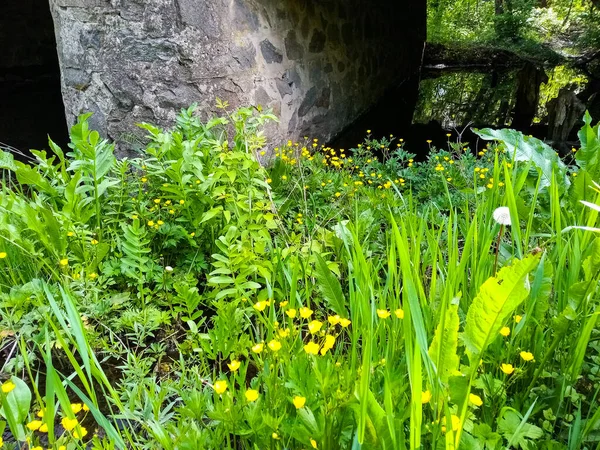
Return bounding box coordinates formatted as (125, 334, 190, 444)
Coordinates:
(1, 106, 600, 450)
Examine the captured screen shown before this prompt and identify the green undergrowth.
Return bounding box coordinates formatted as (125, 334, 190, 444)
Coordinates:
(1, 103, 600, 449)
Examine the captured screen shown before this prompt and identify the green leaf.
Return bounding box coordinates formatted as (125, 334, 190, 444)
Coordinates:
(473, 127, 569, 190)
(200, 207, 223, 224)
(464, 254, 540, 362)
(428, 296, 460, 384)
(576, 111, 600, 176)
(313, 253, 347, 317)
(498, 408, 543, 449)
(0, 377, 31, 423)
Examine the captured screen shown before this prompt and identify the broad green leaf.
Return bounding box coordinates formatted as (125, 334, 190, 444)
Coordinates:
(498, 408, 543, 449)
(200, 207, 223, 224)
(313, 253, 347, 317)
(0, 377, 31, 423)
(428, 297, 460, 384)
(464, 254, 540, 361)
(473, 127, 568, 190)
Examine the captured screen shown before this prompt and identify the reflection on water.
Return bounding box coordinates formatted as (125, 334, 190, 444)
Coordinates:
(331, 63, 591, 157)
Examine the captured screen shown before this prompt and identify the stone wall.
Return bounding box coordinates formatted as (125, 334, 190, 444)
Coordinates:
(48, 0, 426, 148)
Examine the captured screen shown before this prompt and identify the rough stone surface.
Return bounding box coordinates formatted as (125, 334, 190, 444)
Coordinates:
(47, 0, 426, 149)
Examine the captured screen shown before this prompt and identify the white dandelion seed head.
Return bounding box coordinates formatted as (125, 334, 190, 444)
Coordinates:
(165, 266, 174, 272)
(493, 207, 512, 226)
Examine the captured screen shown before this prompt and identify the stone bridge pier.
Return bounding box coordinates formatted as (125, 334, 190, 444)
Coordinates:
(10, 0, 426, 149)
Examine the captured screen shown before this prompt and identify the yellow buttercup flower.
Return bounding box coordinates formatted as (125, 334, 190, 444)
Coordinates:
(61, 417, 78, 431)
(1, 380, 15, 393)
(308, 320, 323, 334)
(227, 360, 241, 372)
(320, 335, 336, 355)
(268, 339, 282, 352)
(147, 220, 155, 227)
(421, 390, 432, 404)
(253, 301, 267, 312)
(339, 318, 351, 328)
(252, 343, 264, 354)
(514, 315, 523, 323)
(311, 438, 318, 448)
(245, 389, 259, 402)
(39, 423, 48, 433)
(500, 327, 510, 337)
(293, 395, 306, 409)
(376, 309, 391, 319)
(278, 328, 291, 338)
(286, 308, 297, 318)
(0, 252, 7, 259)
(73, 426, 88, 439)
(520, 351, 534, 362)
(501, 363, 515, 375)
(469, 393, 483, 406)
(82, 404, 90, 412)
(36, 409, 45, 418)
(60, 258, 69, 266)
(304, 341, 320, 355)
(328, 315, 340, 325)
(70, 403, 83, 414)
(26, 420, 43, 431)
(214, 380, 228, 394)
(394, 308, 404, 319)
(299, 307, 313, 319)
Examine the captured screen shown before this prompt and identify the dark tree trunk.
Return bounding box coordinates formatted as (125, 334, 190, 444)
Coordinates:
(512, 63, 548, 131)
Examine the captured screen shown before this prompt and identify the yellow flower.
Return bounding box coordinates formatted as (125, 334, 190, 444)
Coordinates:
(61, 417, 79, 431)
(70, 403, 83, 414)
(227, 360, 241, 372)
(282, 175, 287, 181)
(376, 309, 391, 319)
(157, 220, 164, 226)
(394, 308, 404, 319)
(469, 393, 483, 406)
(59, 446, 66, 450)
(320, 334, 336, 355)
(26, 420, 43, 431)
(245, 389, 259, 402)
(214, 380, 228, 394)
(141, 177, 148, 182)
(39, 423, 48, 433)
(272, 432, 280, 439)
(328, 315, 340, 325)
(293, 395, 307, 409)
(421, 390, 432, 404)
(335, 192, 341, 197)
(501, 363, 515, 375)
(514, 315, 523, 323)
(148, 220, 155, 227)
(31, 447, 43, 450)
(339, 318, 351, 328)
(268, 339, 282, 352)
(73, 426, 88, 439)
(60, 258, 69, 266)
(304, 341, 320, 355)
(88, 272, 98, 279)
(311, 438, 318, 448)
(253, 301, 267, 312)
(449, 415, 461, 431)
(154, 198, 161, 204)
(308, 320, 323, 334)
(520, 351, 534, 362)
(90, 239, 99, 245)
(179, 199, 185, 205)
(500, 327, 510, 337)
(82, 404, 90, 411)
(1, 380, 15, 393)
(299, 307, 313, 319)
(278, 328, 291, 338)
(36, 409, 45, 418)
(252, 343, 264, 353)
(286, 308, 297, 318)
(279, 300, 289, 307)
